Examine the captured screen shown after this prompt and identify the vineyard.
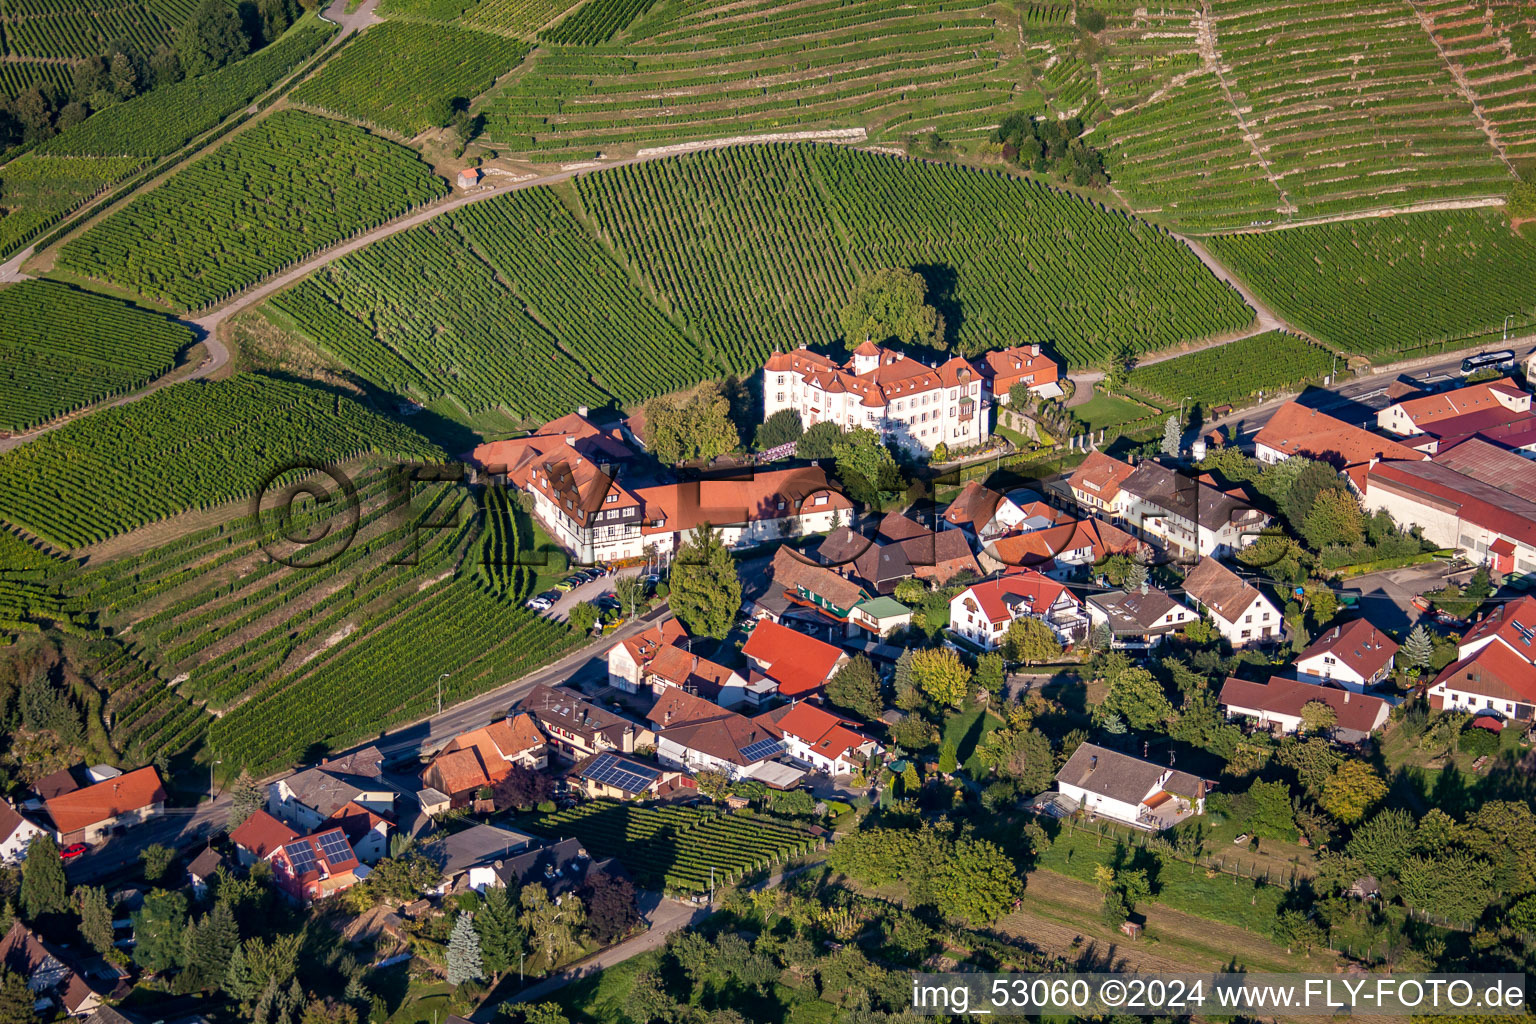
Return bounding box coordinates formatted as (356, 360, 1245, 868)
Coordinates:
(0, 0, 196, 61)
(539, 0, 654, 44)
(55, 110, 448, 310)
(291, 21, 530, 138)
(519, 800, 819, 890)
(1122, 331, 1335, 411)
(0, 373, 442, 550)
(266, 222, 608, 424)
(483, 0, 1023, 159)
(1206, 210, 1536, 361)
(39, 16, 336, 160)
(1417, 0, 1536, 161)
(0, 153, 142, 260)
(0, 279, 194, 432)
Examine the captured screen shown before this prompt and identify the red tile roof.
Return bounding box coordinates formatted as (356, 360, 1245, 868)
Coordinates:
(1218, 676, 1389, 734)
(1366, 459, 1536, 549)
(647, 690, 781, 766)
(943, 481, 1005, 530)
(989, 518, 1142, 570)
(1297, 618, 1399, 680)
(230, 809, 300, 860)
(1255, 401, 1424, 467)
(638, 466, 851, 535)
(953, 569, 1077, 624)
(470, 413, 638, 529)
(756, 701, 875, 763)
(1432, 641, 1536, 705)
(428, 748, 493, 796)
(619, 618, 688, 667)
(325, 801, 391, 846)
(977, 345, 1059, 392)
(1387, 378, 1528, 429)
(1181, 558, 1264, 622)
(274, 827, 360, 889)
(741, 619, 845, 697)
(45, 766, 165, 835)
(1068, 451, 1138, 503)
(645, 645, 742, 700)
(1458, 595, 1536, 664)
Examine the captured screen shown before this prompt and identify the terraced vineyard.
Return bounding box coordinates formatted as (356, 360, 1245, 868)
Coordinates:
(1207, 209, 1536, 361)
(0, 59, 71, 99)
(0, 280, 194, 432)
(520, 800, 819, 890)
(484, 0, 1024, 159)
(40, 16, 336, 160)
(0, 373, 442, 550)
(56, 110, 448, 310)
(267, 222, 608, 423)
(539, 0, 654, 44)
(0, 153, 142, 260)
(0, 0, 197, 61)
(292, 21, 530, 138)
(1416, 0, 1536, 161)
(1122, 331, 1335, 410)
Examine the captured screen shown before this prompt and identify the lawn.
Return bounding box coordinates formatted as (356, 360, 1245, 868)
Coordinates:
(941, 707, 1004, 776)
(1072, 392, 1155, 430)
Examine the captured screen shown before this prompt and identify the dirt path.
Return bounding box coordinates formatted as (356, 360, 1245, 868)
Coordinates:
(1407, 0, 1516, 172)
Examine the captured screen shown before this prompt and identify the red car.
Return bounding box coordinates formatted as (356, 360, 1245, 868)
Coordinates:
(59, 843, 89, 861)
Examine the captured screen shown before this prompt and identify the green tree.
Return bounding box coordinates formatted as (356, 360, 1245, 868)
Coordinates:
(830, 427, 902, 508)
(1002, 616, 1061, 665)
(755, 409, 803, 451)
(0, 968, 32, 1024)
(1101, 665, 1173, 731)
(826, 655, 883, 720)
(1402, 625, 1434, 674)
(1302, 487, 1365, 549)
(141, 843, 175, 883)
(20, 833, 68, 920)
(839, 267, 944, 351)
(613, 574, 646, 619)
(177, 0, 251, 77)
(133, 889, 190, 974)
(188, 900, 240, 992)
(976, 727, 1054, 790)
(514, 1003, 571, 1024)
(520, 887, 584, 970)
(909, 648, 971, 707)
(1299, 699, 1337, 735)
(475, 885, 524, 980)
(447, 911, 485, 986)
(77, 885, 115, 957)
(646, 382, 740, 465)
(1245, 779, 1297, 840)
(974, 651, 1005, 697)
(1124, 558, 1149, 594)
(795, 421, 843, 460)
(669, 526, 742, 639)
(1398, 850, 1491, 923)
(566, 600, 600, 636)
(937, 740, 958, 774)
(1161, 415, 1180, 458)
(1320, 760, 1386, 824)
(1346, 808, 1416, 880)
(228, 769, 265, 829)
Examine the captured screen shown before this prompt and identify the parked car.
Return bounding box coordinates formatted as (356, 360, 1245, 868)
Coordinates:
(554, 576, 582, 592)
(60, 843, 89, 861)
(526, 593, 556, 611)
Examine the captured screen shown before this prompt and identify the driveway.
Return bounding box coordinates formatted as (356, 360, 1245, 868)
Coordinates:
(1340, 561, 1450, 633)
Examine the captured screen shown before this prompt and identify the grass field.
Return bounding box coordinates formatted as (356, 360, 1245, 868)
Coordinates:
(1072, 392, 1155, 430)
(941, 707, 1003, 776)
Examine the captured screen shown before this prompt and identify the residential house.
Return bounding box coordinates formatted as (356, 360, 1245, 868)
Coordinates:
(0, 802, 47, 864)
(520, 684, 651, 761)
(326, 801, 394, 865)
(1180, 558, 1281, 646)
(635, 466, 855, 557)
(1254, 401, 1425, 490)
(185, 847, 226, 900)
(1427, 595, 1536, 720)
(947, 570, 1088, 650)
(470, 410, 644, 564)
(270, 828, 364, 905)
(767, 545, 867, 622)
(943, 481, 1029, 544)
(741, 619, 847, 699)
(816, 512, 980, 594)
(422, 715, 547, 807)
(644, 645, 750, 708)
(1362, 439, 1536, 577)
(229, 809, 300, 868)
(491, 837, 626, 900)
(847, 596, 911, 637)
(571, 751, 685, 801)
(1376, 378, 1530, 437)
(646, 688, 804, 787)
(1294, 619, 1399, 691)
(1404, 405, 1536, 457)
(268, 747, 394, 833)
(755, 702, 882, 776)
(977, 344, 1063, 402)
(763, 342, 1051, 453)
(1116, 459, 1270, 559)
(608, 618, 688, 692)
(1066, 451, 1138, 514)
(0, 921, 104, 1017)
(430, 823, 537, 893)
(46, 766, 166, 845)
(1219, 677, 1389, 744)
(988, 516, 1146, 579)
(1086, 587, 1196, 649)
(1053, 743, 1210, 831)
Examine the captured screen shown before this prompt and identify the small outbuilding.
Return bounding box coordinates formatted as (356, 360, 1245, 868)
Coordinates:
(457, 168, 481, 189)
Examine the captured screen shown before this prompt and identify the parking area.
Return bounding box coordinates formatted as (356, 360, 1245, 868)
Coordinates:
(1342, 561, 1451, 634)
(530, 565, 654, 622)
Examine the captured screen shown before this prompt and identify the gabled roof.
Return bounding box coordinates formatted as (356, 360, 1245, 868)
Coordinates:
(1256, 401, 1424, 467)
(989, 518, 1126, 569)
(1218, 676, 1389, 734)
(619, 618, 688, 668)
(650, 690, 783, 766)
(771, 545, 867, 610)
(1433, 437, 1536, 499)
(741, 619, 844, 696)
(1120, 460, 1263, 531)
(471, 413, 637, 529)
(186, 846, 225, 880)
(1432, 641, 1536, 705)
(1458, 594, 1536, 664)
(428, 748, 493, 796)
(432, 823, 535, 877)
(1366, 458, 1536, 548)
(493, 837, 618, 898)
(1181, 558, 1266, 622)
(230, 809, 299, 860)
(953, 569, 1077, 625)
(0, 921, 98, 1013)
(646, 686, 730, 729)
(441, 715, 545, 770)
(1087, 587, 1190, 633)
(275, 827, 360, 887)
(1297, 618, 1399, 679)
(0, 802, 41, 845)
(1068, 451, 1137, 503)
(944, 481, 1006, 531)
(1387, 378, 1528, 429)
(521, 684, 637, 744)
(637, 466, 851, 534)
(45, 766, 165, 834)
(326, 801, 392, 846)
(1056, 743, 1206, 805)
(756, 702, 876, 763)
(877, 510, 934, 542)
(976, 344, 1058, 388)
(645, 645, 743, 700)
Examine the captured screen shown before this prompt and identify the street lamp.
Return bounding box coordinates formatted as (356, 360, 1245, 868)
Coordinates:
(437, 672, 450, 715)
(1505, 314, 1515, 343)
(1178, 396, 1195, 422)
(209, 759, 222, 799)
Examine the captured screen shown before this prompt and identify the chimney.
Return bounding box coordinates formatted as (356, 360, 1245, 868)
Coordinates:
(1030, 343, 1041, 357)
(664, 710, 672, 725)
(566, 436, 576, 448)
(1088, 755, 1097, 772)
(578, 405, 588, 418)
(1344, 691, 1351, 703)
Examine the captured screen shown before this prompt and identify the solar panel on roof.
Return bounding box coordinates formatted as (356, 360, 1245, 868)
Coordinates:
(316, 831, 353, 862)
(738, 738, 785, 762)
(584, 752, 658, 793)
(283, 841, 316, 874)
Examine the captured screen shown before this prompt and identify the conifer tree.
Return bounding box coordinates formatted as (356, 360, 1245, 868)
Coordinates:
(447, 912, 485, 986)
(20, 833, 69, 920)
(77, 886, 115, 957)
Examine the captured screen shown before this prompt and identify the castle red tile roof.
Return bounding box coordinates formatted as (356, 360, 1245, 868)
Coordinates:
(764, 344, 1026, 408)
(45, 766, 165, 835)
(469, 413, 638, 529)
(741, 619, 845, 697)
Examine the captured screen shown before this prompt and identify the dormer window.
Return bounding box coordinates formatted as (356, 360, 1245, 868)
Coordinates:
(605, 493, 618, 503)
